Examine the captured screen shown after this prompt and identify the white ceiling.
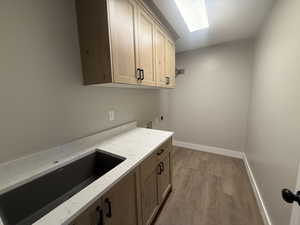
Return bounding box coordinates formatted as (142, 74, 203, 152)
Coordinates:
(153, 0, 274, 52)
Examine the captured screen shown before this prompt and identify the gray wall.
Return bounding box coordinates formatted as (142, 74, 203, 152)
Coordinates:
(0, 0, 160, 163)
(246, 1, 300, 225)
(162, 40, 254, 152)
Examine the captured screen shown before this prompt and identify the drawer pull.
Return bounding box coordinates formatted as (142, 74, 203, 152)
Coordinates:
(141, 69, 145, 80)
(157, 162, 163, 175)
(161, 162, 165, 172)
(136, 68, 142, 80)
(165, 76, 170, 85)
(96, 206, 104, 225)
(105, 198, 112, 218)
(157, 149, 164, 156)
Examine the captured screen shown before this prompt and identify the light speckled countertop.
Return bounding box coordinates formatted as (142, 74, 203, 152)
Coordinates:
(0, 122, 173, 225)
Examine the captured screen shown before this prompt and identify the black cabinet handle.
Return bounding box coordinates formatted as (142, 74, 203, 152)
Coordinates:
(136, 68, 141, 80)
(165, 76, 170, 85)
(141, 69, 145, 80)
(282, 189, 300, 206)
(105, 198, 112, 218)
(157, 149, 164, 156)
(96, 206, 104, 225)
(161, 161, 164, 172)
(157, 162, 163, 175)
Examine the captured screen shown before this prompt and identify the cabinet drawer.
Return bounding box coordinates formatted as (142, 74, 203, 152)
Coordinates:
(155, 138, 172, 162)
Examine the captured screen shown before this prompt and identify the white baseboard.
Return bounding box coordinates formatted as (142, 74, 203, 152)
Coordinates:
(173, 140, 243, 159)
(173, 140, 272, 225)
(242, 153, 272, 225)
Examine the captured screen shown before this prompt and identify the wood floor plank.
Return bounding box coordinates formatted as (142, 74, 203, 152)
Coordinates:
(154, 147, 264, 225)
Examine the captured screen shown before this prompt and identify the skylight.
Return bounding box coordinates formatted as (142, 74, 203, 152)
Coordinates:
(174, 0, 209, 32)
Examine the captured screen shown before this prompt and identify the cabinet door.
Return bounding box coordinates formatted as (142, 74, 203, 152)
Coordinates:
(170, 42, 176, 88)
(108, 0, 138, 84)
(158, 154, 172, 204)
(102, 172, 139, 225)
(137, 10, 156, 86)
(164, 39, 175, 88)
(141, 169, 159, 225)
(71, 200, 103, 225)
(155, 28, 166, 87)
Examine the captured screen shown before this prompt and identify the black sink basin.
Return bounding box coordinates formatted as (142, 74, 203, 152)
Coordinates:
(0, 150, 125, 225)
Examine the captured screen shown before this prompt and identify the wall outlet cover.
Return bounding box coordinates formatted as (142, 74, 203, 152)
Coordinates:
(108, 110, 115, 121)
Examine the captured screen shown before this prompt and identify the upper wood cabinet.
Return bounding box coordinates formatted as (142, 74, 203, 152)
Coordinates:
(155, 27, 166, 88)
(137, 9, 156, 86)
(108, 0, 139, 85)
(155, 27, 176, 88)
(76, 0, 176, 88)
(165, 39, 176, 88)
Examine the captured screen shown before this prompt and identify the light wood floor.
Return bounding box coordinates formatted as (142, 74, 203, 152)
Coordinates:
(154, 147, 264, 225)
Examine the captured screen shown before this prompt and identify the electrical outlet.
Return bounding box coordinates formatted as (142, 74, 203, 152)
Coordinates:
(108, 110, 115, 121)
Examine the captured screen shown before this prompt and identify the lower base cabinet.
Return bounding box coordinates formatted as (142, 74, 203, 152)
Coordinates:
(70, 138, 173, 225)
(140, 139, 172, 225)
(102, 172, 139, 225)
(141, 168, 159, 225)
(158, 152, 172, 204)
(71, 200, 103, 225)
